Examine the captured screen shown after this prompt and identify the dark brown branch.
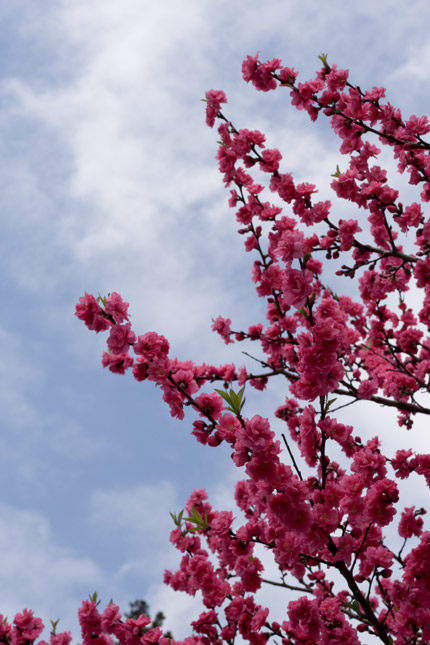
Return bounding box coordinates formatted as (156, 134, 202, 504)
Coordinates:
(334, 387, 430, 415)
(261, 577, 313, 594)
(281, 433, 303, 481)
(222, 366, 430, 417)
(334, 559, 391, 645)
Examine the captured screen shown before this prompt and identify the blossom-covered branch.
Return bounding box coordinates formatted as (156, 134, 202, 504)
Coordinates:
(13, 53, 430, 644)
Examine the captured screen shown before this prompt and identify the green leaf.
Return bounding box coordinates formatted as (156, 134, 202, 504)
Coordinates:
(331, 164, 341, 178)
(318, 52, 330, 70)
(215, 387, 246, 416)
(325, 398, 337, 411)
(229, 389, 239, 408)
(183, 506, 209, 530)
(89, 592, 101, 606)
(50, 619, 60, 634)
(214, 389, 235, 413)
(169, 510, 184, 527)
(215, 388, 232, 404)
(237, 386, 246, 412)
(346, 599, 361, 614)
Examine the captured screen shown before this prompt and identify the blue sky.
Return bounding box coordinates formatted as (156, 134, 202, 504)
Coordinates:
(1, 0, 430, 639)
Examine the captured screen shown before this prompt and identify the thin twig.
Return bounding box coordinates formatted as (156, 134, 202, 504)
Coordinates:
(281, 433, 303, 481)
(260, 578, 313, 594)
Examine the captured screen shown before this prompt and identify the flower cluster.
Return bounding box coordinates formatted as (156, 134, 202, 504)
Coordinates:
(15, 54, 430, 644)
(71, 53, 430, 644)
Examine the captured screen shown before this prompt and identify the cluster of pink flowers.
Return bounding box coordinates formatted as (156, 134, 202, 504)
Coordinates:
(12, 53, 430, 643)
(0, 600, 172, 645)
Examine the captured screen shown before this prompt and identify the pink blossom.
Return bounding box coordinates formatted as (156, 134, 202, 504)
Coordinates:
(134, 332, 169, 359)
(75, 294, 111, 332)
(235, 554, 263, 591)
(274, 229, 305, 263)
(395, 202, 422, 231)
(171, 369, 198, 395)
(241, 52, 260, 83)
(13, 609, 44, 642)
(211, 315, 233, 344)
(365, 479, 399, 526)
(0, 618, 11, 641)
(403, 532, 430, 592)
(391, 449, 414, 478)
(193, 392, 224, 420)
(357, 378, 378, 399)
(217, 413, 240, 444)
(351, 439, 387, 485)
(269, 491, 312, 533)
(107, 323, 135, 354)
(78, 601, 102, 639)
(205, 89, 227, 127)
(414, 257, 430, 288)
(162, 384, 185, 419)
(102, 352, 134, 374)
(359, 545, 393, 578)
(325, 65, 349, 91)
(338, 219, 362, 251)
(398, 506, 425, 538)
(284, 597, 320, 641)
(242, 53, 279, 91)
(101, 604, 121, 633)
(104, 292, 130, 323)
(270, 172, 296, 202)
(297, 405, 319, 466)
(282, 267, 313, 308)
(49, 632, 73, 645)
(259, 148, 282, 172)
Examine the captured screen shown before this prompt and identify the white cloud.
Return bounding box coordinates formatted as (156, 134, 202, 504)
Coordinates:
(146, 582, 204, 640)
(5, 0, 427, 355)
(0, 324, 41, 432)
(1, 1, 254, 356)
(88, 481, 180, 572)
(87, 480, 207, 637)
(0, 499, 102, 638)
(389, 37, 430, 82)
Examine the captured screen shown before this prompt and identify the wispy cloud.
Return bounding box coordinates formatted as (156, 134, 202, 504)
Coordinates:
(0, 499, 102, 636)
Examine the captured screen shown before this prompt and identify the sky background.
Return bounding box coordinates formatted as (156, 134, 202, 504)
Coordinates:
(1, 0, 430, 640)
